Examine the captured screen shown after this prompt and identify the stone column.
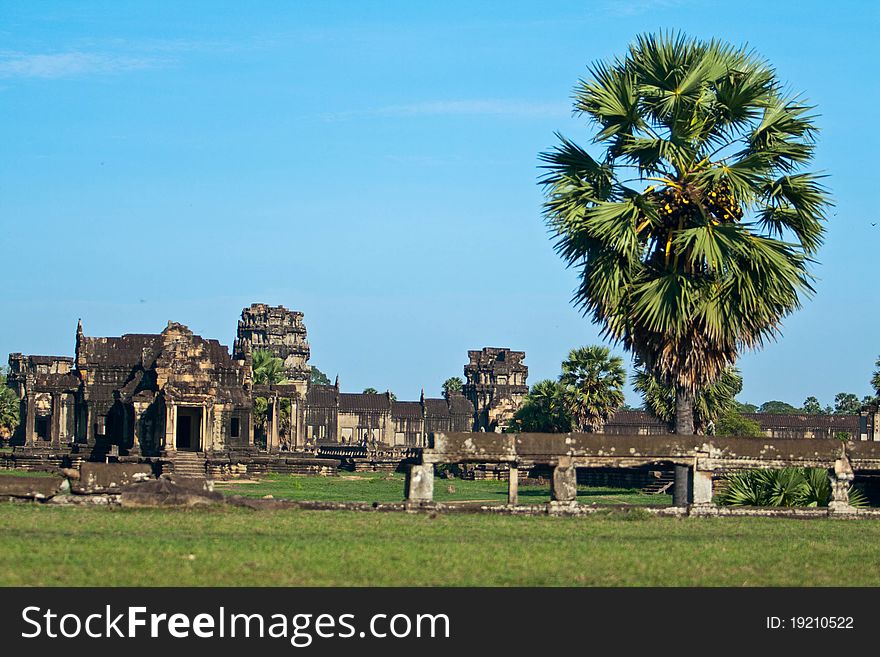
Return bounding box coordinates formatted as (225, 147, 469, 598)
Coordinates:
(405, 464, 434, 502)
(692, 468, 714, 505)
(508, 463, 519, 505)
(24, 394, 36, 447)
(164, 403, 177, 452)
(673, 464, 692, 507)
(200, 404, 209, 452)
(551, 458, 577, 503)
(267, 397, 280, 452)
(50, 393, 62, 448)
(85, 404, 96, 447)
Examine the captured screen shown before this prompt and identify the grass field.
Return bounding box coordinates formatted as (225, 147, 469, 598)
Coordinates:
(2, 471, 878, 586)
(213, 472, 669, 506)
(3, 504, 880, 586)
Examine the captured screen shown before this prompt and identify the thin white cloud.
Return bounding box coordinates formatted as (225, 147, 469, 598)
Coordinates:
(0, 51, 168, 79)
(323, 99, 570, 122)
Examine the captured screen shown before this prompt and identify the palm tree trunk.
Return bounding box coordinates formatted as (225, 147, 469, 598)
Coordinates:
(675, 385, 695, 435)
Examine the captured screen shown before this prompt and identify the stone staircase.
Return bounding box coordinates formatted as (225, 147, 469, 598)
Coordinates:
(168, 451, 207, 478)
(642, 469, 675, 495)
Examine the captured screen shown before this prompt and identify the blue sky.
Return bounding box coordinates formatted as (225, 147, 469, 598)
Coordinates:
(1, 1, 878, 407)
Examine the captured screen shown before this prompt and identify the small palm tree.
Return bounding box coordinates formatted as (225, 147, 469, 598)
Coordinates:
(252, 349, 287, 385)
(442, 377, 464, 398)
(716, 468, 867, 507)
(0, 380, 19, 438)
(559, 346, 626, 431)
(635, 365, 742, 433)
(512, 380, 573, 433)
(541, 32, 830, 434)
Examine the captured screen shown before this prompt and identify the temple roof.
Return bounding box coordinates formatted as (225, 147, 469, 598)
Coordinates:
(339, 392, 391, 412)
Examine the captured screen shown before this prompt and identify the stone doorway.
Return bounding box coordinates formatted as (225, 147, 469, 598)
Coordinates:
(176, 407, 202, 451)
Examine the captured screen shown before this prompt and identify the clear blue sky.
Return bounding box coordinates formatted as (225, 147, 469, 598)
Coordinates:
(1, 1, 877, 407)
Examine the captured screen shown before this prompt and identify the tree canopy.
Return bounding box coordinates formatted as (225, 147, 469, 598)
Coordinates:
(560, 346, 626, 431)
(442, 377, 464, 399)
(635, 365, 742, 432)
(0, 368, 19, 439)
(252, 349, 287, 385)
(540, 32, 830, 434)
(310, 366, 331, 386)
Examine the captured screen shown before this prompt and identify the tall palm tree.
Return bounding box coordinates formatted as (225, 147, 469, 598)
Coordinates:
(559, 346, 626, 431)
(540, 32, 829, 434)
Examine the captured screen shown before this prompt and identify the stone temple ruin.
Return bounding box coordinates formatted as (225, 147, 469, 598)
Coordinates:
(5, 302, 879, 485)
(4, 304, 526, 474)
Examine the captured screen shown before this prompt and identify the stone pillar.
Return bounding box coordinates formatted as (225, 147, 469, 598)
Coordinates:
(508, 463, 519, 505)
(829, 456, 855, 514)
(50, 393, 62, 448)
(131, 403, 146, 456)
(673, 464, 691, 507)
(24, 393, 36, 447)
(200, 404, 209, 452)
(85, 404, 96, 447)
(405, 464, 434, 503)
(692, 468, 713, 505)
(164, 403, 177, 452)
(551, 459, 577, 503)
(267, 397, 280, 452)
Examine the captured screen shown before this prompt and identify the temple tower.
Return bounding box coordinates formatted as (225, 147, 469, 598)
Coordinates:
(234, 304, 311, 394)
(462, 347, 528, 431)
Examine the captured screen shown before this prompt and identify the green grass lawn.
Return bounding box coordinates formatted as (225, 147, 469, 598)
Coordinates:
(2, 504, 880, 586)
(213, 472, 669, 506)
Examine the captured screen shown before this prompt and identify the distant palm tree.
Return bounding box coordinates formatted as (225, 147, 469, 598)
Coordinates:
(635, 365, 742, 433)
(512, 380, 573, 433)
(559, 346, 626, 431)
(442, 377, 464, 398)
(541, 33, 830, 434)
(252, 349, 287, 385)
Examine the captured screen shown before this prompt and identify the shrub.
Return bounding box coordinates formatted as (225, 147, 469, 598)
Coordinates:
(715, 468, 868, 507)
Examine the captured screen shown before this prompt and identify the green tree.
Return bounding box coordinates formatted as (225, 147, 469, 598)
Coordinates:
(758, 400, 799, 414)
(510, 380, 573, 433)
(252, 349, 287, 385)
(715, 408, 763, 437)
(734, 401, 758, 414)
(540, 33, 829, 436)
(362, 387, 379, 394)
(635, 365, 743, 433)
(442, 376, 464, 398)
(0, 368, 20, 439)
(559, 346, 626, 431)
(802, 396, 822, 414)
(833, 392, 861, 415)
(310, 366, 331, 386)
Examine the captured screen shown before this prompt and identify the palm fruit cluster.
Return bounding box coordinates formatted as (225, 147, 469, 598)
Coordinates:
(701, 181, 743, 223)
(653, 181, 743, 225)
